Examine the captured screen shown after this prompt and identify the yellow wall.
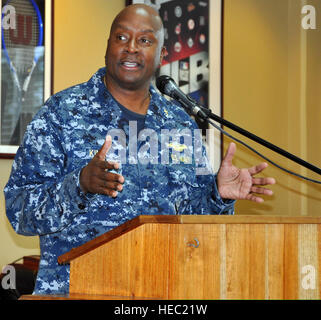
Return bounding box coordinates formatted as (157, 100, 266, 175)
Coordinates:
(54, 0, 125, 93)
(0, 160, 40, 269)
(0, 0, 125, 270)
(223, 0, 321, 215)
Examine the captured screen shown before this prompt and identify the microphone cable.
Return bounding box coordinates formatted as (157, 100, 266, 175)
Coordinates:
(206, 117, 321, 185)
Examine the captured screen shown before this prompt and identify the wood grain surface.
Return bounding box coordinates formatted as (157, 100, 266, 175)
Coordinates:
(61, 216, 321, 299)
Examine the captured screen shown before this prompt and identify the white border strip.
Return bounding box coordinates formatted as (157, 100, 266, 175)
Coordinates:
(209, 0, 223, 172)
(0, 0, 3, 144)
(44, 0, 52, 100)
(0, 145, 18, 154)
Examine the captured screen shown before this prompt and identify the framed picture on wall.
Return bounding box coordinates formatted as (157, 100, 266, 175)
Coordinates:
(126, 0, 223, 171)
(0, 0, 52, 158)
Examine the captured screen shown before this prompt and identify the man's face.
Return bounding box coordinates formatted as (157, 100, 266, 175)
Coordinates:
(105, 7, 165, 90)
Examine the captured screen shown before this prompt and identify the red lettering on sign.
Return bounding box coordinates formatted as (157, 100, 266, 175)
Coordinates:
(9, 14, 32, 45)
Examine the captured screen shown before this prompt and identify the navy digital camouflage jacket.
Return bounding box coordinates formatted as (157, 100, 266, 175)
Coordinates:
(4, 68, 234, 295)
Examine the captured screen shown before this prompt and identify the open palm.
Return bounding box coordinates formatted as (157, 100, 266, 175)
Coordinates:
(217, 143, 276, 203)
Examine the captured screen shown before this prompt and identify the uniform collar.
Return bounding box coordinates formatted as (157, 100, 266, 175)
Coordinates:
(88, 67, 172, 130)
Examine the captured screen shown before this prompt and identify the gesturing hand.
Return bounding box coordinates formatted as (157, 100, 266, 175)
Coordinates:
(217, 142, 276, 203)
(80, 136, 125, 198)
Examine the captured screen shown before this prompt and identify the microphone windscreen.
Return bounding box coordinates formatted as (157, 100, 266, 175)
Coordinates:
(156, 75, 175, 96)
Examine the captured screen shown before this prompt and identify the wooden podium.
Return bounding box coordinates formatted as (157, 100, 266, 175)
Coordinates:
(23, 215, 321, 299)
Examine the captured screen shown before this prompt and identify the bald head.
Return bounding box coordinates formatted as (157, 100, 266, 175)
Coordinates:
(105, 3, 166, 92)
(110, 4, 164, 47)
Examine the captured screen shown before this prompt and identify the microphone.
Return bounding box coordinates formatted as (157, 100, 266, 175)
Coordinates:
(156, 75, 208, 120)
(155, 75, 321, 181)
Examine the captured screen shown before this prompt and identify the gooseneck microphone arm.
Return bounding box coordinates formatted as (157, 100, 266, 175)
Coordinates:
(156, 75, 321, 180)
(200, 107, 321, 177)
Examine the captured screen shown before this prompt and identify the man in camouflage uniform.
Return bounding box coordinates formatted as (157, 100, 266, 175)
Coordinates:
(4, 4, 275, 295)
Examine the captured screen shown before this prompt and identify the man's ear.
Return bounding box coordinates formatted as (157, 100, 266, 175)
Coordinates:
(105, 39, 110, 64)
(158, 46, 166, 67)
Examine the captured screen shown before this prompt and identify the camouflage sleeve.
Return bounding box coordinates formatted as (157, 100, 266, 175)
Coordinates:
(174, 119, 235, 216)
(176, 164, 235, 216)
(192, 172, 235, 215)
(194, 142, 235, 215)
(4, 103, 90, 236)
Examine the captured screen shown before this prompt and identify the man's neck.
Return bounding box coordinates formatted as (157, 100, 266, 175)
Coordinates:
(104, 76, 151, 115)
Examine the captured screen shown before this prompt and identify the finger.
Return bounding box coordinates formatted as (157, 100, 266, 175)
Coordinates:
(248, 162, 268, 175)
(99, 160, 120, 171)
(96, 135, 112, 161)
(222, 142, 236, 166)
(99, 179, 124, 191)
(98, 186, 118, 198)
(252, 177, 276, 186)
(101, 171, 125, 183)
(246, 194, 264, 203)
(251, 186, 273, 196)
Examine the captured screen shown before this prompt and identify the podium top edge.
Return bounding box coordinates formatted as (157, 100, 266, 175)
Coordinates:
(178, 215, 321, 224)
(58, 215, 321, 264)
(140, 215, 321, 224)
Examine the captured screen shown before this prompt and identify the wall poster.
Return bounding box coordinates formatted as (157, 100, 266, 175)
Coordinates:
(0, 0, 52, 158)
(128, 0, 223, 170)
